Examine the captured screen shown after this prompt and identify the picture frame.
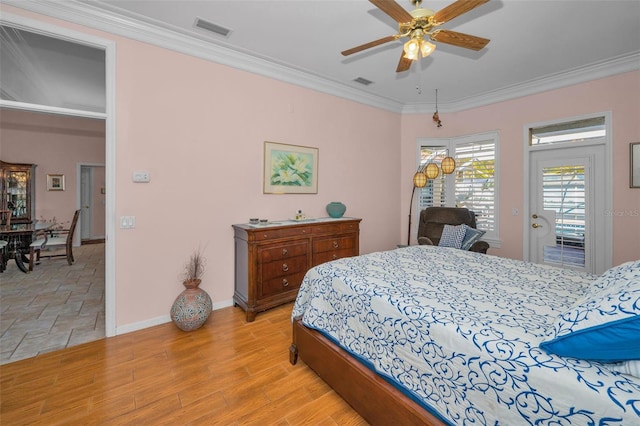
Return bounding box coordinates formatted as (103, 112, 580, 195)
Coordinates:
(47, 174, 65, 191)
(264, 141, 318, 194)
(631, 142, 640, 188)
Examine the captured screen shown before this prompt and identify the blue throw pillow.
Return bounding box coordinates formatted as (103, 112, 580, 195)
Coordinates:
(438, 224, 466, 249)
(460, 225, 486, 251)
(540, 260, 640, 362)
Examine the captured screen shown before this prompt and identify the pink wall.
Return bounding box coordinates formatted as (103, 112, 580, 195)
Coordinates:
(401, 71, 640, 266)
(3, 5, 638, 332)
(1, 109, 106, 237)
(1, 6, 400, 327)
(113, 41, 400, 325)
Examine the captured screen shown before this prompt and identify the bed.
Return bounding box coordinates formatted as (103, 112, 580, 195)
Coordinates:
(289, 245, 640, 425)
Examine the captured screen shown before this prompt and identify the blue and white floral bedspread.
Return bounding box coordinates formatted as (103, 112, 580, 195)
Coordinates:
(292, 245, 640, 425)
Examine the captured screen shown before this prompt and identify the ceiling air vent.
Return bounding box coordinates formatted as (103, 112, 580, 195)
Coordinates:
(193, 17, 232, 38)
(353, 77, 373, 86)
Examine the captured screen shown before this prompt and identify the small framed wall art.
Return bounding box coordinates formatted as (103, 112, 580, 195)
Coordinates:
(631, 143, 640, 188)
(263, 141, 318, 194)
(47, 174, 65, 191)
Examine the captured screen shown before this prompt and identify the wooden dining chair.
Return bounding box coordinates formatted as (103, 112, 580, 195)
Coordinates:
(29, 209, 80, 271)
(0, 239, 8, 272)
(0, 210, 11, 228)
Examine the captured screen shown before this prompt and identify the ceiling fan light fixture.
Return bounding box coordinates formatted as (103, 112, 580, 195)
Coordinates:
(420, 40, 436, 57)
(403, 38, 420, 59)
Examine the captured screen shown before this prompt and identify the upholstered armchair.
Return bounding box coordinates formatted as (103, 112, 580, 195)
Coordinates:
(417, 207, 490, 254)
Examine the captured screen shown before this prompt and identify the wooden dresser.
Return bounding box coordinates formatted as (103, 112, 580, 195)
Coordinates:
(233, 218, 361, 321)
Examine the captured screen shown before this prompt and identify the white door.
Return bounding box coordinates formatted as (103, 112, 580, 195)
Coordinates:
(80, 166, 93, 241)
(528, 145, 606, 274)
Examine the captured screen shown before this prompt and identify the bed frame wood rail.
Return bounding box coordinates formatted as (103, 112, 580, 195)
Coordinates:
(289, 316, 444, 426)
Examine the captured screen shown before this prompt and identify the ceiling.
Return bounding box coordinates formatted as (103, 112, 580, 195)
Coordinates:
(2, 0, 640, 113)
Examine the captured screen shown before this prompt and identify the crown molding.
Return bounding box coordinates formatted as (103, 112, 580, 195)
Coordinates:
(4, 0, 639, 115)
(402, 52, 640, 114)
(2, 0, 405, 113)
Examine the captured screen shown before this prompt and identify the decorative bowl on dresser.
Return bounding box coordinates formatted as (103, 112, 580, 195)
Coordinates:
(232, 217, 361, 322)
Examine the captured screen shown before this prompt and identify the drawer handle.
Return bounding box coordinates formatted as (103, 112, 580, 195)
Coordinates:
(282, 279, 289, 287)
(282, 248, 288, 256)
(282, 263, 289, 272)
(332, 241, 339, 248)
(332, 254, 338, 260)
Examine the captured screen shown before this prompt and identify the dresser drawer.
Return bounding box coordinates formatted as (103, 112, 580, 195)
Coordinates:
(254, 226, 311, 241)
(261, 255, 308, 280)
(313, 248, 356, 266)
(311, 221, 358, 235)
(260, 272, 306, 298)
(313, 235, 356, 253)
(259, 242, 308, 262)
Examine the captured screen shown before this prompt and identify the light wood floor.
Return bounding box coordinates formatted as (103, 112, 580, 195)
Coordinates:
(0, 302, 367, 425)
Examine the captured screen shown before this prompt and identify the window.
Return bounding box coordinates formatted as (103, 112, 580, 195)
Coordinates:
(530, 117, 605, 145)
(417, 132, 499, 241)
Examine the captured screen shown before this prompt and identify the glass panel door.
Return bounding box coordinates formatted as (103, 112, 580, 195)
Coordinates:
(541, 165, 586, 268)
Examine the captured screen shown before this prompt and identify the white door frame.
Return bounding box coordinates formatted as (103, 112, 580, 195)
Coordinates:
(523, 112, 613, 274)
(528, 147, 603, 273)
(1, 12, 117, 337)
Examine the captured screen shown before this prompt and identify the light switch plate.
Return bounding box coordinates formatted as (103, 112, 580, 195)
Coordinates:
(120, 216, 136, 229)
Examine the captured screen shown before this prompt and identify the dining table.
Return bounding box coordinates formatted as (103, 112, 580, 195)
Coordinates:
(0, 222, 52, 273)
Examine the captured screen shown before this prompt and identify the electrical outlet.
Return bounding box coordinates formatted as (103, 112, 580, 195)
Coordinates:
(512, 208, 519, 216)
(132, 171, 150, 183)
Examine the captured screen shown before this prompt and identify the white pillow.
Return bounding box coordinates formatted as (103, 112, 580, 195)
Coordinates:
(608, 360, 640, 378)
(438, 224, 466, 249)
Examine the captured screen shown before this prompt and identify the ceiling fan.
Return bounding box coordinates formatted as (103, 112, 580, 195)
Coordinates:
(342, 0, 491, 72)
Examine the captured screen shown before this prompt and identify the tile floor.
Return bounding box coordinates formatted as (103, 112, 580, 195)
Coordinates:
(0, 243, 105, 365)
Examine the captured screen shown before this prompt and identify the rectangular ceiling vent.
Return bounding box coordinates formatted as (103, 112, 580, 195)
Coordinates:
(353, 77, 373, 86)
(193, 17, 232, 38)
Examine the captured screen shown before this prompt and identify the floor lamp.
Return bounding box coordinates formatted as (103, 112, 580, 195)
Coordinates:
(407, 168, 429, 245)
(408, 162, 442, 245)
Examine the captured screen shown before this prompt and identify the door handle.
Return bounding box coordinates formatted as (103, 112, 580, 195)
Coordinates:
(532, 223, 542, 229)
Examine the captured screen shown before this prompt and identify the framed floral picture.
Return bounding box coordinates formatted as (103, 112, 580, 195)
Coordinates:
(263, 142, 318, 194)
(47, 174, 65, 191)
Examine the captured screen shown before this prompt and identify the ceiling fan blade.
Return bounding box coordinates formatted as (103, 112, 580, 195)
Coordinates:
(432, 0, 489, 25)
(370, 0, 413, 23)
(396, 52, 412, 72)
(431, 29, 489, 51)
(341, 35, 398, 56)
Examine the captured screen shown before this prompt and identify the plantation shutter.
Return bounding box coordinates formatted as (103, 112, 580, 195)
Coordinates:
(418, 147, 448, 208)
(454, 140, 495, 232)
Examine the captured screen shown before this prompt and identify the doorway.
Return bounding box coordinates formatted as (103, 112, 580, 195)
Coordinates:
(1, 11, 116, 345)
(525, 115, 611, 274)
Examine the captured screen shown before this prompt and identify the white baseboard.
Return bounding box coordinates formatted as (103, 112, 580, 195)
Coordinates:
(115, 298, 235, 335)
